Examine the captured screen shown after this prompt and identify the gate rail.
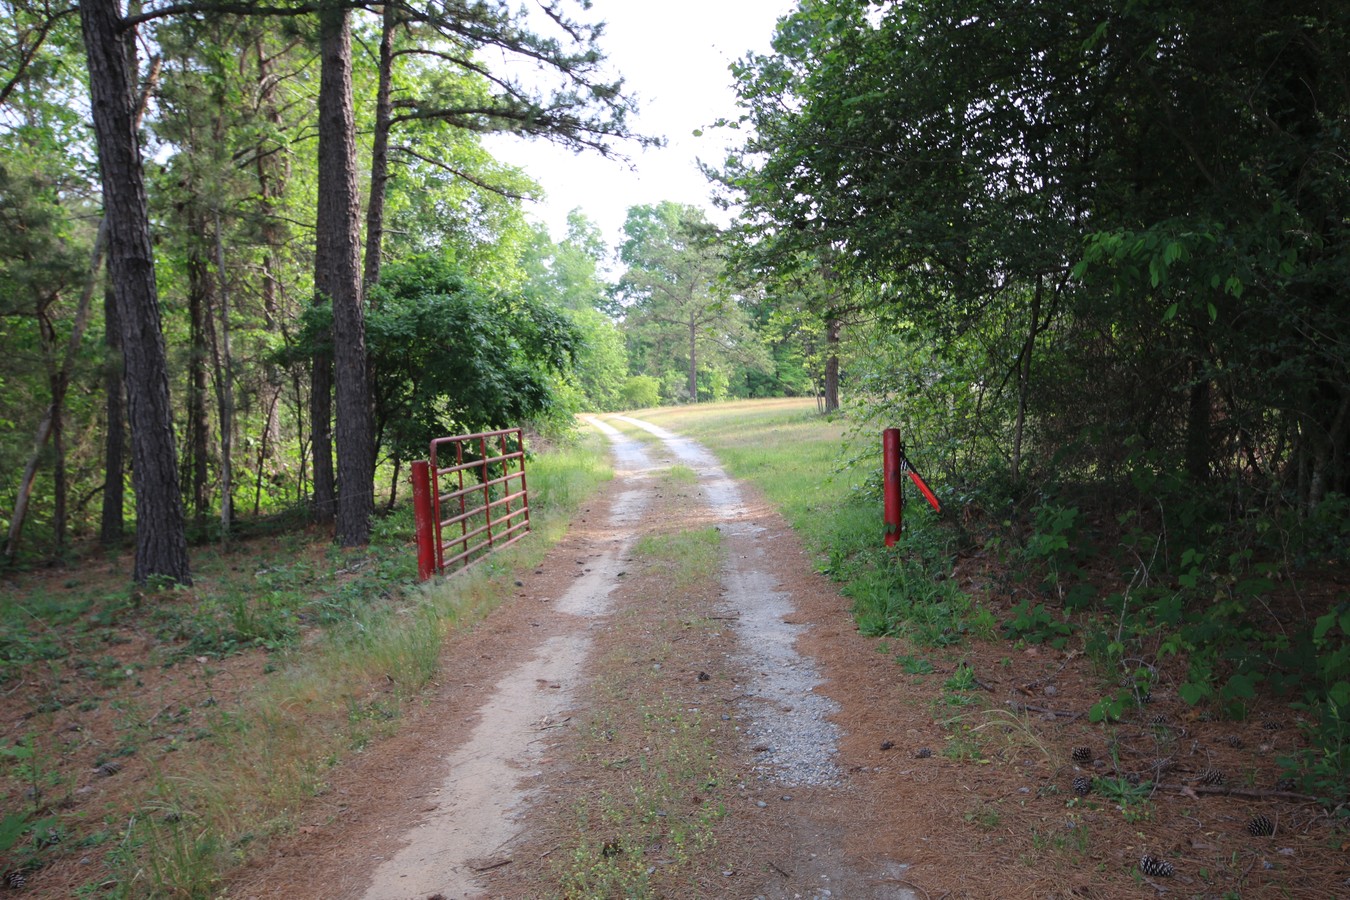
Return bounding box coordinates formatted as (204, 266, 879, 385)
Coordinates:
(412, 428, 530, 580)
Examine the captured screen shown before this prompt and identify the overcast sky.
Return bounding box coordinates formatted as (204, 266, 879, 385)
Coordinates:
(483, 0, 796, 250)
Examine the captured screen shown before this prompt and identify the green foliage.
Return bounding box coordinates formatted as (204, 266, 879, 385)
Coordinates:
(284, 254, 581, 464)
(1003, 600, 1072, 649)
(518, 216, 632, 411)
(1023, 504, 1086, 598)
(895, 653, 934, 675)
(842, 525, 972, 647)
(1279, 605, 1350, 804)
(619, 375, 661, 410)
(721, 0, 1350, 510)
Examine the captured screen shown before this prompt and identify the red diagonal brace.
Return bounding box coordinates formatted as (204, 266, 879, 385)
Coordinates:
(904, 458, 942, 514)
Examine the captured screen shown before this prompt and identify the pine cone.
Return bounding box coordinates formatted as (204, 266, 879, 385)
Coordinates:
(1199, 767, 1225, 785)
(1246, 814, 1275, 837)
(1071, 746, 1092, 764)
(1072, 775, 1092, 796)
(1275, 777, 1296, 792)
(1139, 855, 1174, 877)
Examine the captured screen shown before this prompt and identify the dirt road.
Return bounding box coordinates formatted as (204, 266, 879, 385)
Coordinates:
(229, 415, 919, 898)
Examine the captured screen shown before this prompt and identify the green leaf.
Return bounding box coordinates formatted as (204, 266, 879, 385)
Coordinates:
(1328, 680, 1350, 710)
(1314, 611, 1337, 643)
(0, 813, 28, 854)
(1178, 681, 1208, 705)
(1222, 672, 1258, 700)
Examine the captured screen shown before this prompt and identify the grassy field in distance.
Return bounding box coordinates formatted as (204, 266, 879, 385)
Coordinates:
(605, 399, 881, 562)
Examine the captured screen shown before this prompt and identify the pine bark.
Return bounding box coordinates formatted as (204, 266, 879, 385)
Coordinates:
(212, 212, 235, 537)
(315, 4, 373, 545)
(80, 0, 191, 585)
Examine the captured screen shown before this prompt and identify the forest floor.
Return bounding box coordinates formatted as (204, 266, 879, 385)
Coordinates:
(3, 414, 1347, 898)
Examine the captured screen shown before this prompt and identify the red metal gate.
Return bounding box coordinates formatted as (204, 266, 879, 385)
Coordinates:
(411, 428, 530, 580)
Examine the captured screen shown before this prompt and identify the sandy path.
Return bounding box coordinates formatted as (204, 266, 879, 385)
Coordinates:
(359, 419, 660, 897)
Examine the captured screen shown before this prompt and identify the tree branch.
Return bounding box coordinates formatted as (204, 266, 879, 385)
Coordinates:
(390, 144, 531, 200)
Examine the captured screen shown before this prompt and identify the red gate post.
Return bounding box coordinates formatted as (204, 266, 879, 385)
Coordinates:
(411, 460, 437, 581)
(883, 428, 903, 547)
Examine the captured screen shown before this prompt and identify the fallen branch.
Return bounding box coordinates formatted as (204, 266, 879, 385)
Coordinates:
(1156, 782, 1322, 803)
(1005, 700, 1084, 720)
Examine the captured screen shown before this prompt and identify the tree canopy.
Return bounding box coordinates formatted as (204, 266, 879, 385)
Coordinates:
(719, 0, 1349, 505)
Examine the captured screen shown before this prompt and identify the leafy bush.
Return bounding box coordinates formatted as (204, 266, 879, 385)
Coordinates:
(619, 375, 661, 410)
(282, 254, 581, 465)
(1003, 600, 1073, 648)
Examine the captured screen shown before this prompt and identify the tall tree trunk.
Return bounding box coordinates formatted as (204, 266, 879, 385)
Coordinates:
(212, 209, 235, 537)
(362, 1, 396, 296)
(254, 35, 288, 493)
(51, 379, 66, 551)
(6, 405, 54, 561)
(80, 0, 191, 585)
(7, 219, 105, 560)
(38, 311, 70, 553)
(185, 212, 213, 528)
(687, 311, 698, 402)
(100, 51, 156, 550)
(823, 317, 840, 413)
(820, 253, 841, 414)
(316, 3, 373, 545)
(101, 283, 125, 545)
(1012, 276, 1043, 483)
(254, 388, 280, 515)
